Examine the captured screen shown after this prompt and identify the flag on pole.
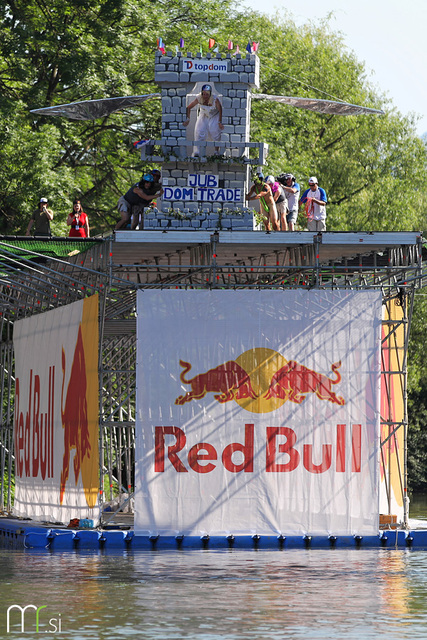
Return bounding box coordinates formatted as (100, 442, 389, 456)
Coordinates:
(179, 38, 184, 48)
(246, 41, 252, 53)
(235, 44, 240, 54)
(213, 45, 219, 53)
(228, 40, 233, 50)
(208, 38, 215, 49)
(252, 42, 259, 52)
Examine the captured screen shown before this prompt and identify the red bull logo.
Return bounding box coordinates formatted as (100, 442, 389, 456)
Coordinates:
(60, 296, 99, 507)
(60, 327, 90, 504)
(175, 359, 257, 405)
(175, 348, 345, 412)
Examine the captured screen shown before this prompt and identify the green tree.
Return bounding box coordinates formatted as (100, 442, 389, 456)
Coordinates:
(0, 0, 236, 234)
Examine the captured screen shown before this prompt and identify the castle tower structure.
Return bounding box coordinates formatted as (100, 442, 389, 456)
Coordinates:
(140, 51, 268, 229)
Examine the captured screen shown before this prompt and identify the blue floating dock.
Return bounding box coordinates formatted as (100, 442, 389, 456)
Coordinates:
(1, 517, 427, 551)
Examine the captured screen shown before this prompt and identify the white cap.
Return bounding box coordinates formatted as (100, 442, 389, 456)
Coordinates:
(308, 176, 318, 184)
(39, 197, 48, 203)
(266, 175, 275, 184)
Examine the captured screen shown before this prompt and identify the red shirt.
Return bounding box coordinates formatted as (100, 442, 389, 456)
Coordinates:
(69, 211, 89, 238)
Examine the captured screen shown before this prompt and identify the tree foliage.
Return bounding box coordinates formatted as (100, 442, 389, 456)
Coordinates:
(0, 2, 426, 235)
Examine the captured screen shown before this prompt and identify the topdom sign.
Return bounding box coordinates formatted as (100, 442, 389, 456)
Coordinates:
(181, 58, 229, 74)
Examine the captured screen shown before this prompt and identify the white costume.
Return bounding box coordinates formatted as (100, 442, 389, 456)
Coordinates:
(193, 94, 222, 156)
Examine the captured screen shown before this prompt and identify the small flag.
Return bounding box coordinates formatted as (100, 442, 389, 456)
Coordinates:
(200, 45, 203, 55)
(228, 40, 233, 50)
(246, 41, 252, 53)
(208, 38, 215, 49)
(213, 45, 219, 53)
(252, 41, 259, 52)
(235, 44, 240, 54)
(133, 139, 151, 149)
(179, 38, 184, 48)
(157, 37, 165, 54)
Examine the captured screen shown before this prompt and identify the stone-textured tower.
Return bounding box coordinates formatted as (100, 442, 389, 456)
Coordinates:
(140, 51, 268, 230)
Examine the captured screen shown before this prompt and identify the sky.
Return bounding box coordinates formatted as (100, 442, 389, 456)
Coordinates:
(243, 0, 427, 136)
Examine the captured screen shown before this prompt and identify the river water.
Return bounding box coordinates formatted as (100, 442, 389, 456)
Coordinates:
(1, 496, 427, 640)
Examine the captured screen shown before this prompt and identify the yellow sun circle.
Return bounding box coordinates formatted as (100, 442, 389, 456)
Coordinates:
(235, 348, 288, 413)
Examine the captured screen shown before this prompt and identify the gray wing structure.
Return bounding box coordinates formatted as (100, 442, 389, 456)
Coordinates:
(29, 94, 161, 120)
(252, 94, 384, 116)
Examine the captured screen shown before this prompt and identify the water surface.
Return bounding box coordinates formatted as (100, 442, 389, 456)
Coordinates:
(1, 547, 427, 639)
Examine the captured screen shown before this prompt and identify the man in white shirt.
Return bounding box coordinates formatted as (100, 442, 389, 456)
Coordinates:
(299, 176, 328, 231)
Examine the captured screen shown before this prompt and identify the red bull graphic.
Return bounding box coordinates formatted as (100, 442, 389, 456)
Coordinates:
(175, 348, 345, 411)
(60, 295, 99, 508)
(264, 360, 345, 406)
(175, 359, 257, 405)
(60, 327, 90, 503)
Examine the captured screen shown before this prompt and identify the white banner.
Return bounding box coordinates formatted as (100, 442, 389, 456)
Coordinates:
(13, 296, 99, 525)
(135, 290, 382, 536)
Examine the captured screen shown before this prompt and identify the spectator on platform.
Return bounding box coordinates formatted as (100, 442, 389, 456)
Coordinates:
(26, 197, 54, 237)
(266, 176, 288, 231)
(246, 174, 279, 232)
(115, 174, 158, 231)
(299, 176, 328, 232)
(281, 173, 300, 231)
(183, 84, 224, 157)
(150, 169, 164, 198)
(67, 199, 90, 238)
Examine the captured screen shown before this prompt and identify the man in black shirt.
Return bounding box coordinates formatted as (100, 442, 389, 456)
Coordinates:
(115, 174, 158, 231)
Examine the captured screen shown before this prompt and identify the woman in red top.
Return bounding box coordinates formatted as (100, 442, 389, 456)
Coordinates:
(67, 200, 90, 238)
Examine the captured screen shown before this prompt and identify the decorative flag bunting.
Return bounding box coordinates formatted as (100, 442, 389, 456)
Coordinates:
(155, 38, 258, 55)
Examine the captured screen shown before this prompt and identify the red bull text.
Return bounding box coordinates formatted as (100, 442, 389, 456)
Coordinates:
(154, 424, 361, 474)
(14, 369, 55, 479)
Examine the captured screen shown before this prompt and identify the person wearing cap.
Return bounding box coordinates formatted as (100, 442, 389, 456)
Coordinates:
(26, 197, 54, 237)
(183, 84, 224, 157)
(266, 175, 288, 231)
(299, 176, 328, 231)
(282, 173, 300, 231)
(115, 174, 158, 231)
(246, 174, 280, 232)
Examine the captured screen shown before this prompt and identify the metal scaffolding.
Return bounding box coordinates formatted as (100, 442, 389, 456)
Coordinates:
(0, 230, 425, 526)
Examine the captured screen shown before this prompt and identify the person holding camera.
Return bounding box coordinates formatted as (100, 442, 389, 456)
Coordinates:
(67, 199, 90, 237)
(26, 197, 54, 237)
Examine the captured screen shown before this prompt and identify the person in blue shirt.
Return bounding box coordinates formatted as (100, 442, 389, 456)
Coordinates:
(299, 176, 328, 231)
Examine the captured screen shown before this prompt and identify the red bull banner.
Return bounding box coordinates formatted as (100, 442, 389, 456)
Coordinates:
(135, 290, 382, 536)
(380, 300, 405, 521)
(13, 296, 99, 524)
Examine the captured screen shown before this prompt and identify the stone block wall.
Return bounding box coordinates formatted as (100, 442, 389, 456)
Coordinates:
(143, 51, 264, 222)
